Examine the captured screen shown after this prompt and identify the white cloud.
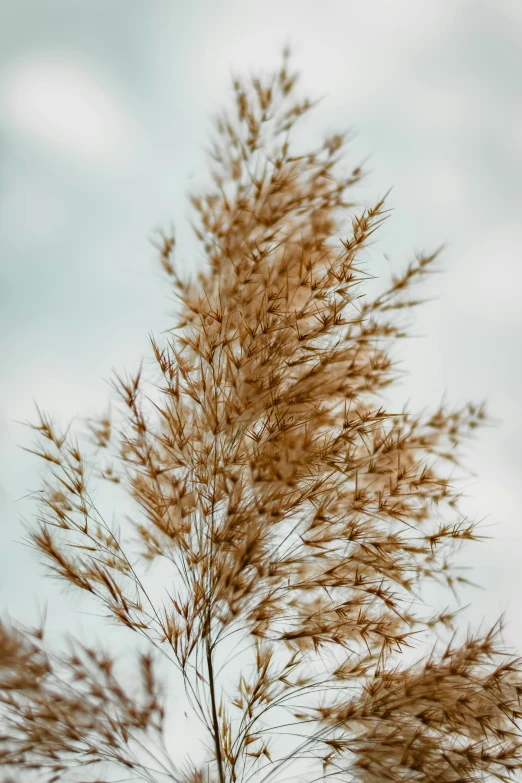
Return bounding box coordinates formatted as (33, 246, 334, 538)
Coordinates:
(0, 55, 137, 167)
(187, 0, 458, 111)
(451, 228, 522, 325)
(1, 174, 68, 245)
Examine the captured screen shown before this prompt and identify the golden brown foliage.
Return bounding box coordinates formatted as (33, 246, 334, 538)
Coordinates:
(2, 49, 521, 783)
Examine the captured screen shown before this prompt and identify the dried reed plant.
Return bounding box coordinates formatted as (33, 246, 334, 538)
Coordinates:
(2, 49, 522, 783)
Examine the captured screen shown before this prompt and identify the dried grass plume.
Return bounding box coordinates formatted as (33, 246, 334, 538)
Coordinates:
(2, 49, 521, 783)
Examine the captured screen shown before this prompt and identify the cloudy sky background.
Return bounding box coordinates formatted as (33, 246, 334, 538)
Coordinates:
(1, 0, 521, 742)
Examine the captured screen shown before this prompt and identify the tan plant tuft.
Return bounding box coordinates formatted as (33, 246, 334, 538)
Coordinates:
(2, 50, 520, 783)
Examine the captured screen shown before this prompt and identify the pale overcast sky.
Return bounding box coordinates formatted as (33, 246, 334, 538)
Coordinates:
(1, 0, 521, 680)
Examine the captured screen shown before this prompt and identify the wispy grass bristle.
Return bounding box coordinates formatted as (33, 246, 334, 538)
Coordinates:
(2, 49, 520, 783)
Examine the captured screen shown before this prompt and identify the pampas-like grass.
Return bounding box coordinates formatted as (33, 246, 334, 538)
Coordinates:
(2, 49, 521, 783)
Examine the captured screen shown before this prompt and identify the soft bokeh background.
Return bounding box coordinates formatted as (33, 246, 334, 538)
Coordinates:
(0, 0, 521, 732)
